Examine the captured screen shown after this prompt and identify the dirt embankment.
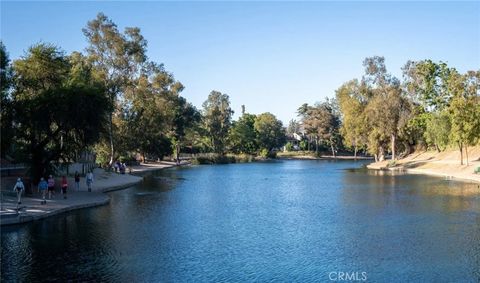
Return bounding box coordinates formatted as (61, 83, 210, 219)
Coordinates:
(367, 147, 480, 183)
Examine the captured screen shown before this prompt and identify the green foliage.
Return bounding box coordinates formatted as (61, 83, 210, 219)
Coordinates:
(299, 140, 308, 151)
(424, 111, 451, 151)
(83, 13, 148, 163)
(202, 91, 234, 154)
(285, 142, 294, 151)
(254, 112, 286, 153)
(1, 42, 14, 157)
(449, 92, 480, 164)
(228, 113, 258, 154)
(259, 148, 270, 158)
(11, 43, 112, 181)
(336, 79, 368, 155)
(191, 153, 236, 165)
(402, 60, 455, 111)
(300, 101, 341, 156)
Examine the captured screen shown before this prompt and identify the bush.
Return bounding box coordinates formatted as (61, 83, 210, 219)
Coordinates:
(285, 142, 293, 152)
(299, 140, 308, 151)
(259, 149, 277, 158)
(192, 153, 256, 164)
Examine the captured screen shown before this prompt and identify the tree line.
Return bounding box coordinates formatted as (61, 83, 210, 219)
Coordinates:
(1, 14, 479, 183)
(291, 56, 480, 165)
(0, 13, 286, 182)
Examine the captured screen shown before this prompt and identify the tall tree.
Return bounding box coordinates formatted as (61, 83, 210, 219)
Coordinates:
(402, 60, 453, 112)
(302, 103, 341, 157)
(83, 13, 148, 165)
(336, 80, 368, 159)
(362, 56, 412, 161)
(448, 70, 480, 165)
(202, 91, 234, 154)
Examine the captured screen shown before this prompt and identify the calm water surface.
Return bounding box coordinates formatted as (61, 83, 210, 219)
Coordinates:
(2, 160, 480, 282)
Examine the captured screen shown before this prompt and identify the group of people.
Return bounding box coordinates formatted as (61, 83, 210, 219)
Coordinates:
(12, 171, 94, 205)
(113, 161, 129, 174)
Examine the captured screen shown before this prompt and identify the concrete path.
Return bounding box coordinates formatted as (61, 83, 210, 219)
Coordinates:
(0, 161, 188, 226)
(0, 191, 110, 225)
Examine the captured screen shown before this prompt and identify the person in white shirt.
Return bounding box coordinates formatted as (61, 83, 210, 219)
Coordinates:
(13, 178, 25, 205)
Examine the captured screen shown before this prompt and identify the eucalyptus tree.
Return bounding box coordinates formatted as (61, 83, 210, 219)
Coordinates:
(362, 56, 412, 161)
(286, 119, 301, 136)
(336, 80, 368, 159)
(11, 43, 111, 182)
(402, 60, 453, 112)
(83, 13, 148, 164)
(202, 91, 234, 154)
(448, 70, 480, 165)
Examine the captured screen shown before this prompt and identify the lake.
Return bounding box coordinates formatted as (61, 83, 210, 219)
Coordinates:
(2, 160, 480, 282)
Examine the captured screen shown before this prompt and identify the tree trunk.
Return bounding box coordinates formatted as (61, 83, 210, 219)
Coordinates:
(378, 146, 385, 162)
(391, 134, 396, 161)
(354, 145, 358, 161)
(458, 142, 463, 165)
(315, 137, 319, 154)
(330, 143, 336, 158)
(176, 144, 180, 165)
(108, 113, 114, 166)
(465, 145, 469, 166)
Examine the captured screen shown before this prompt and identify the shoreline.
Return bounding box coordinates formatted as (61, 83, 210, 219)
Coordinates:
(367, 166, 480, 184)
(1, 161, 185, 226)
(366, 149, 480, 184)
(277, 155, 373, 161)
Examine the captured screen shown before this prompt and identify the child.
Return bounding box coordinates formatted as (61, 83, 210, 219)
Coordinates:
(38, 177, 48, 204)
(13, 178, 25, 205)
(61, 176, 68, 199)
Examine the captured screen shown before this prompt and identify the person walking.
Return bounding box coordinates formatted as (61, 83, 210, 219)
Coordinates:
(13, 178, 25, 205)
(86, 171, 94, 192)
(74, 171, 80, 191)
(47, 175, 55, 199)
(38, 177, 48, 204)
(61, 176, 68, 199)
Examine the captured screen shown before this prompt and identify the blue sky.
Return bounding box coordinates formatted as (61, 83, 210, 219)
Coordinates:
(1, 1, 479, 123)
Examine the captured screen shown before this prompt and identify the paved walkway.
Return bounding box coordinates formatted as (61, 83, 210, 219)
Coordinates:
(0, 191, 110, 225)
(0, 161, 188, 226)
